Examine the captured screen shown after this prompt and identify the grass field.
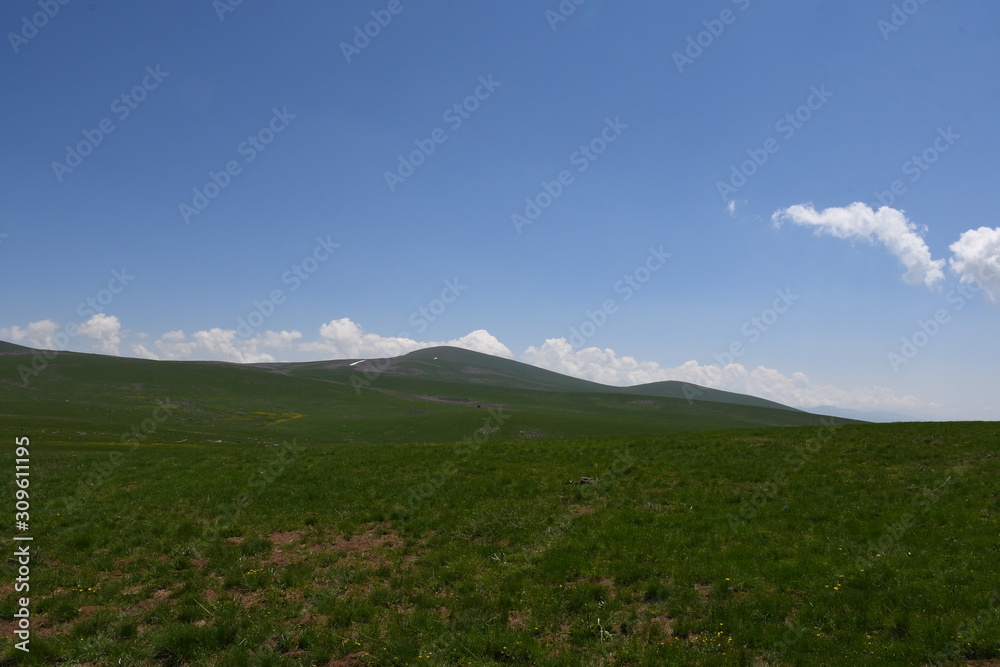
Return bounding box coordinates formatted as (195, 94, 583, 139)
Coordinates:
(1, 345, 998, 664)
(3, 421, 999, 665)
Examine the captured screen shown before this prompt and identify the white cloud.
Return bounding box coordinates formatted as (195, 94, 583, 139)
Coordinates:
(727, 200, 737, 215)
(130, 343, 160, 360)
(773, 202, 946, 288)
(522, 338, 667, 385)
(0, 319, 59, 349)
(139, 328, 300, 363)
(299, 318, 415, 359)
(447, 329, 514, 358)
(0, 314, 121, 355)
(949, 226, 1000, 304)
(131, 319, 513, 364)
(262, 330, 303, 349)
(0, 314, 926, 416)
(298, 318, 513, 359)
(522, 338, 920, 413)
(77, 313, 122, 355)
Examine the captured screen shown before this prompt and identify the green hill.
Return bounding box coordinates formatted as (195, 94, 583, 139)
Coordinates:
(0, 343, 856, 446)
(6, 342, 1000, 666)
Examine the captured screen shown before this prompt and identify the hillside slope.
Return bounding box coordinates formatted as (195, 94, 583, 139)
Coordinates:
(0, 343, 857, 445)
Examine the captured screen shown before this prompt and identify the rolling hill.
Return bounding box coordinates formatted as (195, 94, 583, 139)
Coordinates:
(0, 342, 857, 446)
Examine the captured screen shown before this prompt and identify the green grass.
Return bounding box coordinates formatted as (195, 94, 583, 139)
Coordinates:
(1, 344, 997, 664)
(2, 421, 999, 665)
(0, 343, 851, 451)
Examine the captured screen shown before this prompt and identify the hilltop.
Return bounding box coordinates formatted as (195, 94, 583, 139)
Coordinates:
(0, 343, 856, 446)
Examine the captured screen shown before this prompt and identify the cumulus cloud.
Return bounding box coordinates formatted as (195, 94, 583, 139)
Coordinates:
(130, 343, 159, 360)
(949, 226, 1000, 303)
(136, 328, 300, 363)
(77, 313, 122, 355)
(0, 314, 923, 415)
(0, 314, 122, 354)
(0, 319, 59, 349)
(262, 330, 303, 349)
(522, 338, 920, 413)
(773, 202, 946, 288)
(298, 318, 416, 359)
(128, 319, 512, 364)
(298, 318, 513, 359)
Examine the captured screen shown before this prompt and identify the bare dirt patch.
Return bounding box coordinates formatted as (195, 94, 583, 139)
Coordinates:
(508, 610, 528, 630)
(643, 615, 675, 638)
(0, 614, 59, 640)
(326, 524, 404, 556)
(127, 588, 174, 619)
(234, 591, 261, 608)
(327, 653, 370, 666)
(252, 523, 414, 572)
(271, 530, 302, 546)
(541, 623, 572, 650)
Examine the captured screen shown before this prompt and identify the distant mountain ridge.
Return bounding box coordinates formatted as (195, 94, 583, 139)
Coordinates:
(261, 345, 823, 416)
(0, 341, 862, 444)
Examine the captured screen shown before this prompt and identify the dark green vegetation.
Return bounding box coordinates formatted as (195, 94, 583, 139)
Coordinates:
(1, 343, 998, 665)
(0, 342, 845, 450)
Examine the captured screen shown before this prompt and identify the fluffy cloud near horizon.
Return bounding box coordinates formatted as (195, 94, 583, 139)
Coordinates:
(949, 226, 1000, 303)
(76, 313, 123, 355)
(523, 338, 920, 412)
(0, 314, 123, 355)
(128, 318, 513, 364)
(773, 202, 946, 288)
(131, 328, 294, 363)
(1, 316, 918, 414)
(0, 319, 59, 349)
(298, 318, 513, 359)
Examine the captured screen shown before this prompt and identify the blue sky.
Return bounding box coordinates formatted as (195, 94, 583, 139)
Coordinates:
(2, 0, 998, 420)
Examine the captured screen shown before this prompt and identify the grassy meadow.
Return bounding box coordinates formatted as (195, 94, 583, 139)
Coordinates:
(1, 344, 998, 664)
